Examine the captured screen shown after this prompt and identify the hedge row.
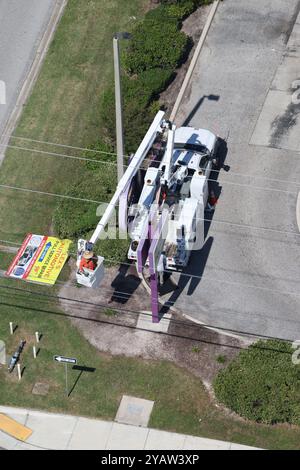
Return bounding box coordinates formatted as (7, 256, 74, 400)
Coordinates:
(214, 340, 300, 425)
(100, 0, 215, 152)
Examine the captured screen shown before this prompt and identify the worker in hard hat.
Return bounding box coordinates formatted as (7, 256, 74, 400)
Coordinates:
(79, 249, 98, 274)
(206, 190, 218, 212)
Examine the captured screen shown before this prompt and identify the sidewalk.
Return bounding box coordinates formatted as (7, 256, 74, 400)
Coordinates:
(0, 406, 259, 450)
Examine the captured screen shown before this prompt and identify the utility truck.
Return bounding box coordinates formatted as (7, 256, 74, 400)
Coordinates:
(76, 111, 219, 288)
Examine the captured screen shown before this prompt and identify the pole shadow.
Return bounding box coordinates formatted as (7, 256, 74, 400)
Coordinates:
(68, 365, 96, 397)
(183, 94, 220, 126)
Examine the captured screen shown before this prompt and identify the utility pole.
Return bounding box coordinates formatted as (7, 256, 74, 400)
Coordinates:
(113, 33, 131, 182)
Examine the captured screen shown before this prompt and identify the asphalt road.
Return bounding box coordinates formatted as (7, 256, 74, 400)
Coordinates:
(167, 0, 300, 341)
(0, 0, 55, 137)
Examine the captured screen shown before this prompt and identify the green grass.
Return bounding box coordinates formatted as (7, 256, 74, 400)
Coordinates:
(1, 262, 300, 449)
(0, 0, 148, 244)
(1, 0, 300, 450)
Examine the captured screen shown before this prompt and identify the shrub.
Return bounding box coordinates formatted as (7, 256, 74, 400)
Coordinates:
(100, 70, 172, 153)
(123, 18, 191, 74)
(53, 166, 117, 240)
(83, 140, 115, 171)
(95, 237, 130, 266)
(214, 340, 300, 425)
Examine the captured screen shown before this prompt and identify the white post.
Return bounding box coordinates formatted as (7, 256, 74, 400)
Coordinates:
(17, 363, 21, 380)
(33, 346, 37, 359)
(113, 36, 125, 182)
(35, 331, 40, 343)
(9, 322, 13, 335)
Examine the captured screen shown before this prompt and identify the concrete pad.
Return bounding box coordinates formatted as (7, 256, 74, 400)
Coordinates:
(145, 429, 185, 450)
(184, 435, 230, 450)
(0, 429, 19, 450)
(106, 423, 148, 450)
(115, 395, 154, 428)
(288, 22, 300, 48)
(32, 383, 49, 396)
(68, 418, 113, 450)
(250, 89, 300, 150)
(26, 412, 77, 450)
(271, 55, 300, 91)
(137, 312, 171, 333)
(13, 442, 42, 450)
(0, 340, 6, 365)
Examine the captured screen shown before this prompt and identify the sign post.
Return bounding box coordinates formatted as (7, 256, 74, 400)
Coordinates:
(54, 355, 77, 397)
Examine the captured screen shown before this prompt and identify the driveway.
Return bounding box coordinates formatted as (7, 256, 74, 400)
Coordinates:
(0, 0, 57, 137)
(166, 0, 300, 341)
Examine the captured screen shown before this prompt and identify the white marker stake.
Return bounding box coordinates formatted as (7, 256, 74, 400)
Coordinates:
(33, 346, 37, 359)
(9, 322, 13, 335)
(17, 364, 21, 381)
(35, 332, 40, 343)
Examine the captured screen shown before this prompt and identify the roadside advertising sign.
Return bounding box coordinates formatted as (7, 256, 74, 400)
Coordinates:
(6, 234, 71, 286)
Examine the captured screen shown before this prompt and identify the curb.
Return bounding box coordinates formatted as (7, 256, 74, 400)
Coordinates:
(296, 192, 300, 232)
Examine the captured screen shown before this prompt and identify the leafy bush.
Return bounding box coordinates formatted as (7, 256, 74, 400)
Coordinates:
(214, 340, 300, 425)
(95, 237, 130, 266)
(100, 69, 173, 153)
(123, 17, 192, 74)
(151, 1, 196, 22)
(53, 166, 117, 240)
(83, 140, 115, 171)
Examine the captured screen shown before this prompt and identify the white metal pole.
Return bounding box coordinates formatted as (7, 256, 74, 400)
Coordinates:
(17, 363, 21, 380)
(35, 331, 40, 343)
(33, 346, 37, 359)
(9, 322, 13, 335)
(113, 36, 125, 182)
(65, 363, 68, 396)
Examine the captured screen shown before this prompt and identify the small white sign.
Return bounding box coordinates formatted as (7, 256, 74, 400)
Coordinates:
(54, 355, 77, 365)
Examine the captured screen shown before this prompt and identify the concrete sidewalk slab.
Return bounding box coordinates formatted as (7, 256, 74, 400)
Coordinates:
(0, 405, 261, 450)
(0, 430, 20, 450)
(250, 11, 300, 151)
(115, 395, 154, 427)
(26, 412, 77, 450)
(106, 423, 149, 450)
(183, 435, 230, 450)
(145, 429, 185, 450)
(68, 417, 113, 450)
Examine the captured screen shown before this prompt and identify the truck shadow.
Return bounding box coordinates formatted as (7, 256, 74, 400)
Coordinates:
(110, 263, 141, 305)
(162, 235, 214, 314)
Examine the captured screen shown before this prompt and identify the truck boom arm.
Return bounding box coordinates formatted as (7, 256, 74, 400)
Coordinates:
(89, 110, 165, 245)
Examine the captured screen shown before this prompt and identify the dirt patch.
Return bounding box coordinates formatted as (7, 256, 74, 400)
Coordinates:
(59, 260, 247, 388)
(160, 4, 212, 115)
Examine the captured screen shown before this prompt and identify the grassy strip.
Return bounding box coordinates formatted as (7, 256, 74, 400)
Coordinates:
(0, 0, 148, 244)
(0, 261, 300, 448)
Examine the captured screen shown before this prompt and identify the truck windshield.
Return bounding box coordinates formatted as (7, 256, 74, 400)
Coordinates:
(174, 143, 208, 154)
